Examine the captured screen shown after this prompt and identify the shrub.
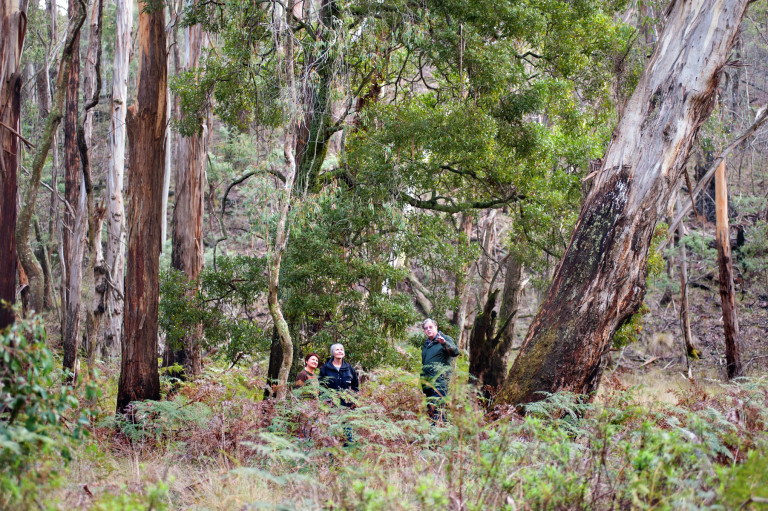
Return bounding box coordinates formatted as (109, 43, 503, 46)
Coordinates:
(0, 314, 93, 507)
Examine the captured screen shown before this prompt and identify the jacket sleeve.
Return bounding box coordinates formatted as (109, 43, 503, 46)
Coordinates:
(442, 334, 460, 357)
(351, 367, 359, 392)
(319, 366, 329, 388)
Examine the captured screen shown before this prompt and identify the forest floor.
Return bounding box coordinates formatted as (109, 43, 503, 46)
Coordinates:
(12, 254, 768, 510)
(35, 284, 768, 511)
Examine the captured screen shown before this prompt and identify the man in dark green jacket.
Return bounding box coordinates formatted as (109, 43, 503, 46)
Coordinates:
(420, 318, 459, 423)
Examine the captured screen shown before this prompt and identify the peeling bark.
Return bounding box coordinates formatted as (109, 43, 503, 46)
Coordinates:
(62, 0, 86, 381)
(715, 160, 742, 379)
(116, 1, 167, 413)
(16, 0, 86, 318)
(498, 0, 751, 407)
(104, 0, 132, 357)
(0, 0, 28, 329)
(167, 20, 208, 379)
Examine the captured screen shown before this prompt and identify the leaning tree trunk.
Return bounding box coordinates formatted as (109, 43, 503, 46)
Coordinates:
(497, 0, 752, 407)
(167, 20, 208, 379)
(16, 0, 86, 318)
(0, 0, 28, 329)
(62, 0, 86, 381)
(715, 159, 742, 379)
(104, 0, 132, 357)
(116, 0, 167, 413)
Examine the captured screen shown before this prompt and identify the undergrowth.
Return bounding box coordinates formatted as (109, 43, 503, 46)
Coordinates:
(37, 364, 768, 510)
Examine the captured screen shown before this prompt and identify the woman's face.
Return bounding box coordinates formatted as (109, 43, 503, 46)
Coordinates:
(332, 345, 345, 360)
(306, 355, 319, 370)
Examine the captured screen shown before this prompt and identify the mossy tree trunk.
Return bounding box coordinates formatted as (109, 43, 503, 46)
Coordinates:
(497, 0, 752, 407)
(16, 0, 86, 319)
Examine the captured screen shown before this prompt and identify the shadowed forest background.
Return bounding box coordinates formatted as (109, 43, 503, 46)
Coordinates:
(2, 0, 768, 508)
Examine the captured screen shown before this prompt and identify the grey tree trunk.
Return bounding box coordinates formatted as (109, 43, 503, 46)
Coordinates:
(497, 0, 752, 407)
(81, 0, 105, 375)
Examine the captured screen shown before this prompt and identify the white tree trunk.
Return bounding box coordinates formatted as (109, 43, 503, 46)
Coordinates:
(105, 0, 132, 356)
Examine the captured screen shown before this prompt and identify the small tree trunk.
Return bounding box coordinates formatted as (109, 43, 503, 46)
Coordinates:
(497, 0, 751, 407)
(468, 290, 499, 391)
(676, 196, 696, 359)
(0, 0, 28, 329)
(452, 214, 474, 349)
(62, 0, 86, 381)
(116, 1, 167, 413)
(16, 0, 86, 318)
(478, 210, 498, 308)
(104, 0, 132, 358)
(267, 3, 298, 400)
(167, 20, 208, 379)
(715, 159, 742, 379)
(81, 0, 105, 376)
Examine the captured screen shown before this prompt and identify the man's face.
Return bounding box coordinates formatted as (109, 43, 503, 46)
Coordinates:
(307, 356, 319, 369)
(423, 322, 438, 340)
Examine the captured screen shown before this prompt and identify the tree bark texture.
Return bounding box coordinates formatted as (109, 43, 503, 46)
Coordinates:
(497, 0, 751, 407)
(715, 160, 742, 379)
(0, 0, 28, 328)
(116, 2, 167, 413)
(81, 0, 105, 375)
(294, 0, 337, 195)
(167, 21, 208, 378)
(452, 214, 474, 350)
(104, 0, 132, 357)
(0, 0, 27, 329)
(676, 196, 697, 359)
(468, 254, 523, 396)
(62, 0, 86, 379)
(16, 0, 86, 317)
(267, 3, 297, 400)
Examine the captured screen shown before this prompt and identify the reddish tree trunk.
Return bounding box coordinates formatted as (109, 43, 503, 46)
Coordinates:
(497, 0, 751, 407)
(167, 21, 208, 378)
(62, 0, 85, 379)
(0, 0, 27, 329)
(715, 160, 742, 379)
(116, 1, 167, 413)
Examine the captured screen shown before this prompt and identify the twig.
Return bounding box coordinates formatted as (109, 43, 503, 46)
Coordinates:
(0, 120, 35, 149)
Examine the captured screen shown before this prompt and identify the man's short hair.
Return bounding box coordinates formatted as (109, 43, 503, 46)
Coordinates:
(422, 318, 437, 329)
(304, 352, 319, 364)
(330, 343, 344, 357)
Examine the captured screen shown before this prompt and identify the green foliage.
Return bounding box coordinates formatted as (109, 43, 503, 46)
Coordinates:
(104, 397, 212, 447)
(0, 314, 93, 506)
(160, 255, 270, 364)
(282, 188, 419, 368)
(718, 449, 768, 508)
(91, 481, 170, 511)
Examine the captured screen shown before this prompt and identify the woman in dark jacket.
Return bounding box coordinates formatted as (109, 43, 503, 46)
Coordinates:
(319, 343, 359, 406)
